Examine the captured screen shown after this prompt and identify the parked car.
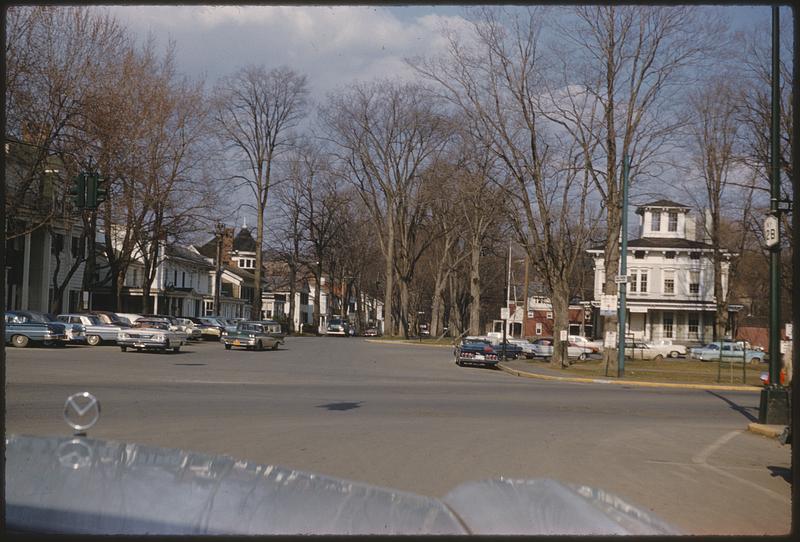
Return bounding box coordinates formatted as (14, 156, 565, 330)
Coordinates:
(363, 327, 380, 337)
(623, 341, 686, 361)
(222, 321, 281, 351)
(7, 310, 84, 345)
(530, 337, 594, 361)
(490, 339, 523, 360)
(4, 312, 69, 348)
(326, 318, 350, 336)
(115, 313, 143, 324)
(507, 338, 538, 359)
(568, 335, 602, 353)
(57, 314, 123, 346)
(117, 318, 187, 353)
(193, 317, 226, 340)
(690, 341, 767, 364)
(454, 336, 500, 367)
(89, 311, 133, 328)
(175, 318, 203, 341)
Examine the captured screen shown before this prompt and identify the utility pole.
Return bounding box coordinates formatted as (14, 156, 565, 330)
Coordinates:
(522, 251, 530, 339)
(502, 242, 511, 360)
(213, 222, 225, 316)
(759, 6, 789, 424)
(616, 154, 630, 378)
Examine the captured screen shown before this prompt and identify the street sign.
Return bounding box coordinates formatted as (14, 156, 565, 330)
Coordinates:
(600, 294, 617, 316)
(764, 215, 779, 247)
(785, 323, 793, 340)
(614, 275, 630, 284)
(500, 307, 509, 320)
(604, 330, 617, 348)
(559, 330, 568, 342)
(527, 310, 534, 318)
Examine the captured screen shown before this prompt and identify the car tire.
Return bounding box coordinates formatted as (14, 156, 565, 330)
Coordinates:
(173, 346, 181, 353)
(653, 354, 664, 362)
(120, 346, 127, 352)
(256, 340, 263, 351)
(456, 359, 463, 366)
(669, 351, 679, 358)
(11, 335, 29, 348)
(578, 353, 587, 361)
(87, 335, 101, 346)
(272, 342, 278, 351)
(163, 340, 170, 353)
(751, 357, 762, 365)
(224, 344, 232, 350)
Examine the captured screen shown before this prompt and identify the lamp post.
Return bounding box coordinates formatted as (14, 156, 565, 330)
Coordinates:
(213, 222, 225, 316)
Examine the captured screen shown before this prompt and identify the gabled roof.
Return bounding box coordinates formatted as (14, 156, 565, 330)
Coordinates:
(233, 228, 257, 252)
(635, 199, 690, 214)
(195, 239, 216, 259)
(165, 244, 213, 268)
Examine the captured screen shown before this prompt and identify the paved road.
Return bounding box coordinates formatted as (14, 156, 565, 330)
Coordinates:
(5, 337, 790, 534)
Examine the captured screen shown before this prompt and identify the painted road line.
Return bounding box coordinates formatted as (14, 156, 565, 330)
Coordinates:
(364, 339, 453, 348)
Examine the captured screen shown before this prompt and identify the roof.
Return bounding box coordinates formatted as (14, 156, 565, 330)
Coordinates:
(165, 245, 213, 268)
(588, 237, 717, 251)
(635, 199, 690, 214)
(233, 228, 257, 252)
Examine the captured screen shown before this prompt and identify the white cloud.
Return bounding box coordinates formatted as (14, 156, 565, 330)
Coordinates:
(105, 5, 471, 98)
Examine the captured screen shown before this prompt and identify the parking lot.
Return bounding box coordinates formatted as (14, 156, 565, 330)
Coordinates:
(5, 336, 791, 535)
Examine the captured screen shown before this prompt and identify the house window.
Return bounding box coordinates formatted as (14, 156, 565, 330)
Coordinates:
(182, 271, 186, 288)
(688, 314, 699, 337)
(663, 312, 674, 338)
(546, 312, 553, 320)
(535, 322, 543, 335)
(204, 300, 214, 316)
(71, 236, 84, 259)
(689, 271, 700, 294)
(690, 251, 701, 260)
(300, 292, 309, 305)
(665, 251, 675, 259)
(208, 275, 212, 293)
(664, 272, 675, 294)
(132, 268, 139, 287)
(651, 211, 661, 231)
(173, 270, 178, 285)
(639, 271, 648, 293)
(51, 233, 64, 255)
(629, 271, 637, 293)
(668, 212, 678, 232)
(634, 250, 645, 259)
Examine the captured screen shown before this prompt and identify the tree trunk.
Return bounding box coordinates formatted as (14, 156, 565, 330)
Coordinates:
(712, 217, 728, 340)
(288, 265, 297, 333)
(399, 277, 410, 338)
(468, 242, 481, 335)
(383, 224, 396, 337)
(312, 266, 322, 335)
(252, 209, 264, 320)
(601, 197, 621, 374)
(550, 287, 570, 368)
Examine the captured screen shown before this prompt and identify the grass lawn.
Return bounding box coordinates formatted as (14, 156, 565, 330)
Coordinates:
(519, 357, 767, 386)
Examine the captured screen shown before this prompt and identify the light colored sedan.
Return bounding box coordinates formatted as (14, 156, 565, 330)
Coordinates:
(623, 341, 686, 361)
(57, 314, 123, 346)
(507, 338, 538, 359)
(117, 319, 187, 353)
(530, 337, 595, 361)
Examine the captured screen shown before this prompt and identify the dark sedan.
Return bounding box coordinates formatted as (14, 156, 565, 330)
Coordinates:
(454, 337, 500, 367)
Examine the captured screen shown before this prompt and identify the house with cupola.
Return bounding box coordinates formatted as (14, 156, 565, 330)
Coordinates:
(587, 200, 739, 344)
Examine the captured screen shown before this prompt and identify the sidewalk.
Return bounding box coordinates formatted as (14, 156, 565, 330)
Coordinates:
(497, 359, 761, 392)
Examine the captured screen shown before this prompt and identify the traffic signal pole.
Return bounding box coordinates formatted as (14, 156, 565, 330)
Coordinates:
(759, 6, 789, 425)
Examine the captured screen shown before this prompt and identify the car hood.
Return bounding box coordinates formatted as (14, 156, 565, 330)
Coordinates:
(5, 434, 676, 535)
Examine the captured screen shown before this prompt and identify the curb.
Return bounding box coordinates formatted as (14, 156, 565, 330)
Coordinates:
(497, 363, 761, 392)
(364, 339, 453, 349)
(747, 423, 785, 439)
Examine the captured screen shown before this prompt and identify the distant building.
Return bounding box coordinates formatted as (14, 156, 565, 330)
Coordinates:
(586, 199, 739, 344)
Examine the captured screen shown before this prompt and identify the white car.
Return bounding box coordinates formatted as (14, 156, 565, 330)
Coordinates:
(115, 313, 143, 323)
(625, 341, 687, 360)
(507, 338, 538, 359)
(530, 338, 595, 361)
(57, 314, 123, 346)
(569, 335, 603, 353)
(175, 317, 203, 341)
(117, 318, 187, 353)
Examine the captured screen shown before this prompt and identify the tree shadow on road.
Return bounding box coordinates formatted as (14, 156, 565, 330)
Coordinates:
(704, 390, 758, 422)
(767, 466, 791, 483)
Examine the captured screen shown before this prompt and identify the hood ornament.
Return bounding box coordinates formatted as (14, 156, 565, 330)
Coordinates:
(63, 392, 100, 435)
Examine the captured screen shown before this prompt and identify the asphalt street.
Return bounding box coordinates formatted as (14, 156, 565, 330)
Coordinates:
(5, 337, 791, 534)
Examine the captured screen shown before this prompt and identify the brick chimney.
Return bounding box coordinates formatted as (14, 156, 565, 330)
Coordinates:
(221, 227, 234, 265)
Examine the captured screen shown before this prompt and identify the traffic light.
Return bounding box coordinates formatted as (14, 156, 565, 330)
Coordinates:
(85, 171, 97, 209)
(95, 174, 108, 206)
(70, 173, 86, 210)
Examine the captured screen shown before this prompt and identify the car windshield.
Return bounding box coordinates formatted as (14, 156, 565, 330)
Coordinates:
(134, 320, 169, 330)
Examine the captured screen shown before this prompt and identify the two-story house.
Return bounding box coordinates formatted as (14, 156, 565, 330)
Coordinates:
(587, 200, 737, 344)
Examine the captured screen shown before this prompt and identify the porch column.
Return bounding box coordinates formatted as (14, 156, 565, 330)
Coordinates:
(21, 232, 31, 309)
(41, 231, 52, 312)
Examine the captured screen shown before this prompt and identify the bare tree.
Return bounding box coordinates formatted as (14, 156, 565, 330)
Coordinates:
(213, 65, 309, 320)
(412, 7, 599, 366)
(320, 80, 449, 337)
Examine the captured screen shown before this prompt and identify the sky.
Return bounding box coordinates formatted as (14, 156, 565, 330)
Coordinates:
(106, 4, 780, 102)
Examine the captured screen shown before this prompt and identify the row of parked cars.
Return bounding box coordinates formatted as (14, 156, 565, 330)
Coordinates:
(4, 310, 285, 354)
